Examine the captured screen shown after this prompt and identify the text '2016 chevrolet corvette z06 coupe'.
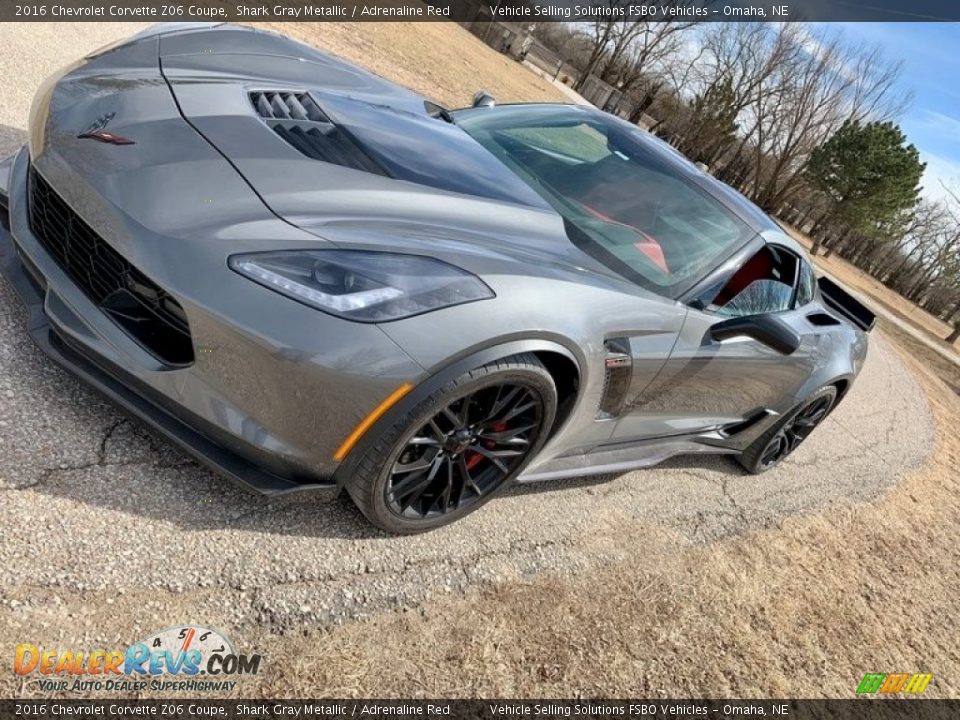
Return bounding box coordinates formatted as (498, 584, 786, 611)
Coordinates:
(0, 23, 875, 533)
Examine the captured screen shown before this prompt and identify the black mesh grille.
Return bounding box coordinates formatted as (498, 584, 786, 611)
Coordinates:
(27, 167, 194, 366)
(249, 91, 386, 175)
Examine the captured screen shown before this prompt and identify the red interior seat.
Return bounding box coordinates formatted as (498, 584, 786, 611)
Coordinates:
(713, 249, 774, 307)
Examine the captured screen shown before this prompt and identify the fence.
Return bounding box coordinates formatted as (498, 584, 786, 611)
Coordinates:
(577, 75, 624, 115)
(459, 19, 659, 127)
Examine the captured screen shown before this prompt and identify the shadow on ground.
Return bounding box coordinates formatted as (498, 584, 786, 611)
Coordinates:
(0, 124, 26, 157)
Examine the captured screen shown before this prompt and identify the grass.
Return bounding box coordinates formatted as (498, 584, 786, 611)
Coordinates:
(879, 319, 960, 395)
(254, 22, 570, 109)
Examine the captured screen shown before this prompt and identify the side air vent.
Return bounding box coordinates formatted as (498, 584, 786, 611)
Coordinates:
(806, 312, 842, 327)
(249, 91, 386, 175)
(598, 338, 632, 418)
(721, 409, 774, 437)
(818, 276, 876, 331)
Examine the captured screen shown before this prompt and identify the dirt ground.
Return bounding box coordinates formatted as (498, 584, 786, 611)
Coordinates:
(226, 341, 956, 699)
(254, 22, 570, 109)
(9, 333, 954, 699)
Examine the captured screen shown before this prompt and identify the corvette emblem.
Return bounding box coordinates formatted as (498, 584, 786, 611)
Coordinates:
(77, 112, 134, 145)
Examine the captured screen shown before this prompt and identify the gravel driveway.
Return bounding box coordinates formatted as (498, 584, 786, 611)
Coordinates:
(0, 23, 935, 651)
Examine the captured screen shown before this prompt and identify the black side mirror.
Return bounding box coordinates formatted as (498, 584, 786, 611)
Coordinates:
(710, 314, 801, 355)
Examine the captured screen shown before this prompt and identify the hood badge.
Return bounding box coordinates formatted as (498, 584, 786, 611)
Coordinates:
(78, 112, 135, 145)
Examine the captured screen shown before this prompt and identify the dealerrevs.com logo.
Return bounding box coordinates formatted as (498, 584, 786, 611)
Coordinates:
(13, 625, 262, 693)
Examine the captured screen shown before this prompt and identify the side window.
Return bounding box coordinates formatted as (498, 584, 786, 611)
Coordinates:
(705, 245, 799, 317)
(718, 280, 794, 317)
(795, 260, 816, 307)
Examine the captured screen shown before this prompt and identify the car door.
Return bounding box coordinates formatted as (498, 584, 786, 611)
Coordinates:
(611, 243, 821, 442)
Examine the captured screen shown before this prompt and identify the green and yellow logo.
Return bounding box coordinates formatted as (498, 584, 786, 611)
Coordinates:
(856, 673, 932, 695)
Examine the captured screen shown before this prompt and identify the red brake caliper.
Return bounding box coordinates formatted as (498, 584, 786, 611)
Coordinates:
(465, 421, 507, 470)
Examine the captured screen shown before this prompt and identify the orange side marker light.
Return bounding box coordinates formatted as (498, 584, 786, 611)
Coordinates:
(333, 383, 414, 462)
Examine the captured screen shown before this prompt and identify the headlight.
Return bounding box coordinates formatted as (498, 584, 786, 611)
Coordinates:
(228, 250, 494, 322)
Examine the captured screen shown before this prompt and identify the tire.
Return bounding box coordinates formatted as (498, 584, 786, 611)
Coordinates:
(345, 353, 557, 534)
(737, 385, 838, 474)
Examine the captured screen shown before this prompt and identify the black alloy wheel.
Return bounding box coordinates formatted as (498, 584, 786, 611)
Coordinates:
(386, 383, 543, 519)
(345, 353, 557, 533)
(739, 385, 838, 474)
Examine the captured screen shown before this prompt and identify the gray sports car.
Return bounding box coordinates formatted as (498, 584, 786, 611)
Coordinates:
(0, 24, 874, 533)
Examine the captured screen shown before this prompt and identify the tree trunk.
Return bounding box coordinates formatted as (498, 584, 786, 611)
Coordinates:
(574, 25, 614, 92)
(806, 205, 837, 243)
(944, 302, 960, 344)
(825, 226, 858, 260)
(849, 239, 872, 265)
(627, 88, 659, 125)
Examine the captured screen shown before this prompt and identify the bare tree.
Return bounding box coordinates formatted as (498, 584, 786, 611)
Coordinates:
(536, 16, 948, 334)
(704, 25, 912, 215)
(664, 24, 799, 180)
(604, 19, 699, 89)
(572, 1, 624, 91)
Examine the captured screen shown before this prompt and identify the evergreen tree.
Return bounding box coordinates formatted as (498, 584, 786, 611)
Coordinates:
(806, 120, 925, 255)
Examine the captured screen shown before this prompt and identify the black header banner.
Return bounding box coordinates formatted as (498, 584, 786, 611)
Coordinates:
(3, 0, 960, 22)
(4, 700, 960, 720)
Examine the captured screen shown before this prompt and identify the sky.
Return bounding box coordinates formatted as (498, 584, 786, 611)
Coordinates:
(834, 23, 960, 204)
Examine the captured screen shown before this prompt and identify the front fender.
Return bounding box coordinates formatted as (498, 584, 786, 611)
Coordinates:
(329, 337, 583, 489)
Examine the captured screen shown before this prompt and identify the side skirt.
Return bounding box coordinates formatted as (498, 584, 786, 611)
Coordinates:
(517, 436, 739, 483)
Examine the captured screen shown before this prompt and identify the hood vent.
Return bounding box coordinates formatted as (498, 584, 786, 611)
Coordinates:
(251, 91, 328, 122)
(249, 91, 386, 175)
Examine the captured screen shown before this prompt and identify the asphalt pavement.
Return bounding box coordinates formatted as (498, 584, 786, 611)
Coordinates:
(0, 23, 936, 646)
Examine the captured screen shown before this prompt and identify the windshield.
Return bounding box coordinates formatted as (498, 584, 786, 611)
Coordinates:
(456, 105, 758, 297)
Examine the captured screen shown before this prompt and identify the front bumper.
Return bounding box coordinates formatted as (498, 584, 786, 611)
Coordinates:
(0, 148, 425, 497)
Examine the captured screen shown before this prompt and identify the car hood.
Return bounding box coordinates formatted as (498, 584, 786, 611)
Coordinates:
(28, 24, 643, 295)
(156, 26, 616, 275)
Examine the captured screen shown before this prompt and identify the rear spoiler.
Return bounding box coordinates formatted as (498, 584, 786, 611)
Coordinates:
(818, 276, 876, 332)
